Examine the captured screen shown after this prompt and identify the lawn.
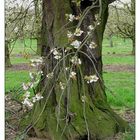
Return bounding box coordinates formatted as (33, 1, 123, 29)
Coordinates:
(5, 37, 135, 109)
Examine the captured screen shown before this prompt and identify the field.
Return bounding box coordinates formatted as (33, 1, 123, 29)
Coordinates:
(5, 37, 135, 139)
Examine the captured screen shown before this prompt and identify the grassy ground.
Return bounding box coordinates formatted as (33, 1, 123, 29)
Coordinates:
(102, 37, 135, 109)
(6, 37, 135, 108)
(5, 37, 135, 139)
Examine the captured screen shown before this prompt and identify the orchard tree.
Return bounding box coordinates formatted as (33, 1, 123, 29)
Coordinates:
(21, 0, 128, 139)
(115, 0, 135, 54)
(105, 0, 135, 53)
(5, 0, 42, 67)
(33, 0, 42, 54)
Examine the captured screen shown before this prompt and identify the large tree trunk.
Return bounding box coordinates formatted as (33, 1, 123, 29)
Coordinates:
(30, 0, 128, 139)
(5, 41, 12, 67)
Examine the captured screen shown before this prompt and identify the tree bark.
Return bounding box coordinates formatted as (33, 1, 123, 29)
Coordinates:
(109, 34, 113, 47)
(36, 37, 42, 55)
(34, 0, 42, 55)
(30, 0, 128, 139)
(5, 41, 12, 67)
(132, 38, 135, 55)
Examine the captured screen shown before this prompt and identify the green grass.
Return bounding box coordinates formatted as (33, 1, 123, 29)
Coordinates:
(103, 55, 134, 65)
(103, 37, 134, 65)
(103, 72, 135, 109)
(103, 36, 132, 51)
(10, 57, 31, 64)
(5, 71, 30, 92)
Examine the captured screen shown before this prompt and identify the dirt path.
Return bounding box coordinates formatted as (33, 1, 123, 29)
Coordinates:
(103, 64, 134, 72)
(6, 63, 135, 72)
(6, 63, 33, 71)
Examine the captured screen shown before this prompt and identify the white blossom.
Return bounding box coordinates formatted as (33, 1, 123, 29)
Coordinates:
(71, 40, 81, 49)
(67, 31, 73, 38)
(89, 41, 97, 49)
(87, 31, 91, 35)
(35, 93, 43, 101)
(22, 82, 34, 90)
(22, 98, 33, 108)
(81, 95, 88, 103)
(71, 56, 82, 65)
(70, 71, 76, 79)
(38, 71, 43, 75)
(51, 48, 59, 55)
(32, 93, 43, 103)
(68, 14, 75, 22)
(29, 72, 35, 80)
(31, 63, 36, 67)
(46, 72, 54, 79)
(22, 83, 29, 91)
(74, 28, 84, 36)
(14, 27, 18, 33)
(59, 82, 65, 90)
(32, 97, 37, 103)
(97, 22, 100, 25)
(84, 75, 99, 84)
(65, 67, 69, 71)
(51, 48, 61, 60)
(88, 25, 94, 31)
(54, 55, 61, 60)
(30, 57, 43, 67)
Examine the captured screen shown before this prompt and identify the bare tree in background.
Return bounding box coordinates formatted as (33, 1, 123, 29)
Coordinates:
(105, 0, 135, 54)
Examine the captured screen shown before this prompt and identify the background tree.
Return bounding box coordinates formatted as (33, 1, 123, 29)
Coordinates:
(33, 0, 42, 55)
(104, 0, 135, 54)
(5, 0, 42, 67)
(26, 0, 128, 139)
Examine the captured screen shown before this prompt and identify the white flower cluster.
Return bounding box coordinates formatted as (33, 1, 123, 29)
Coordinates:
(67, 28, 84, 49)
(70, 56, 82, 65)
(30, 57, 43, 67)
(89, 41, 97, 49)
(66, 14, 80, 22)
(59, 82, 65, 90)
(74, 28, 84, 36)
(70, 40, 81, 49)
(22, 82, 33, 91)
(14, 27, 18, 33)
(84, 75, 99, 84)
(22, 97, 33, 108)
(88, 25, 94, 31)
(22, 58, 44, 108)
(70, 71, 76, 79)
(32, 93, 43, 103)
(67, 31, 73, 38)
(87, 25, 94, 35)
(22, 92, 43, 108)
(51, 48, 62, 60)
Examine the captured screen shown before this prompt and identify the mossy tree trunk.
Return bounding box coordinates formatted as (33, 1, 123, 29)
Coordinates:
(5, 41, 12, 67)
(31, 0, 128, 139)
